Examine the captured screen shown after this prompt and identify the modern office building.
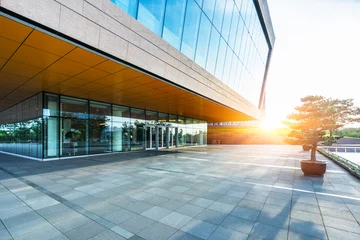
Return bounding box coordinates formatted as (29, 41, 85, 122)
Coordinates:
(0, 0, 275, 160)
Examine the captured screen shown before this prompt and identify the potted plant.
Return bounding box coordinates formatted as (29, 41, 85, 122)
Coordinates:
(283, 96, 329, 176)
(284, 96, 360, 176)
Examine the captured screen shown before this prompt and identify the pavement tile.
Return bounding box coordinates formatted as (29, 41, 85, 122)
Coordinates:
(190, 197, 214, 208)
(230, 207, 260, 221)
(289, 219, 327, 239)
(15, 224, 62, 240)
(208, 226, 248, 240)
(120, 215, 155, 234)
(89, 230, 126, 240)
(54, 215, 90, 232)
(111, 226, 134, 239)
(160, 212, 192, 229)
(221, 215, 255, 234)
(65, 221, 107, 240)
(250, 222, 288, 239)
(168, 230, 202, 240)
(0, 230, 12, 240)
(291, 209, 323, 225)
(141, 206, 172, 221)
(195, 208, 227, 225)
(322, 215, 360, 234)
(176, 204, 204, 218)
(181, 219, 217, 239)
(326, 226, 360, 240)
(138, 222, 177, 240)
(320, 206, 356, 221)
(257, 211, 289, 229)
(237, 199, 264, 210)
(208, 201, 235, 214)
(103, 208, 137, 225)
(288, 231, 325, 240)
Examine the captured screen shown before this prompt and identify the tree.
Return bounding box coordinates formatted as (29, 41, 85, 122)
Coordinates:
(326, 98, 360, 137)
(284, 96, 332, 161)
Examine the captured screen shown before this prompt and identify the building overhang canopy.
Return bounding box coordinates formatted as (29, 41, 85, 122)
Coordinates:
(0, 15, 254, 122)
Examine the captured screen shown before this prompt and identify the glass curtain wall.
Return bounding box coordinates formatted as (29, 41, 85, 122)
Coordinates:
(0, 93, 207, 159)
(110, 0, 270, 107)
(0, 93, 43, 158)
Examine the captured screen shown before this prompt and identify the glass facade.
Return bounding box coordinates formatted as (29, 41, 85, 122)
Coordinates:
(0, 92, 207, 160)
(111, 0, 270, 107)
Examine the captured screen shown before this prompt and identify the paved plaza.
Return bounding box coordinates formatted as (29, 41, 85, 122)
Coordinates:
(1, 145, 360, 240)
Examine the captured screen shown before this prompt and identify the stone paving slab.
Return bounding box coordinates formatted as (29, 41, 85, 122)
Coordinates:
(1, 145, 360, 239)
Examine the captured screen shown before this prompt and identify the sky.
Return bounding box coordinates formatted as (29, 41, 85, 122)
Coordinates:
(265, 0, 360, 128)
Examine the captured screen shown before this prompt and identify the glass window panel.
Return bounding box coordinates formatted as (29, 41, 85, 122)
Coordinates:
(195, 0, 203, 7)
(137, 0, 166, 36)
(110, 0, 138, 18)
(228, 9, 239, 50)
(235, 17, 245, 57)
(61, 118, 88, 156)
(162, 0, 186, 49)
(222, 47, 233, 85)
(215, 38, 226, 80)
(181, 0, 201, 60)
(159, 113, 169, 123)
(43, 93, 59, 116)
(205, 26, 220, 75)
(60, 97, 88, 119)
(89, 102, 111, 154)
(241, 0, 250, 28)
(213, 0, 225, 31)
(44, 117, 59, 158)
(202, 0, 216, 20)
(130, 108, 145, 150)
(112, 105, 131, 152)
(221, 0, 234, 41)
(235, 0, 243, 10)
(195, 13, 211, 68)
(229, 54, 238, 89)
(146, 110, 157, 123)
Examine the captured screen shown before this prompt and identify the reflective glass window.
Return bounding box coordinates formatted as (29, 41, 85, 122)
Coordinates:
(221, 0, 234, 41)
(235, 18, 245, 56)
(130, 108, 145, 150)
(137, 0, 166, 36)
(222, 47, 233, 85)
(195, 0, 203, 7)
(235, 0, 243, 10)
(146, 110, 157, 124)
(163, 0, 187, 49)
(195, 13, 211, 68)
(181, 0, 201, 60)
(44, 93, 59, 117)
(205, 26, 220, 75)
(228, 9, 239, 50)
(215, 38, 226, 80)
(112, 105, 130, 152)
(60, 97, 88, 119)
(61, 118, 88, 156)
(212, 0, 225, 31)
(89, 102, 111, 154)
(158, 113, 169, 123)
(110, 0, 138, 18)
(202, 0, 216, 20)
(229, 55, 238, 89)
(240, 0, 250, 26)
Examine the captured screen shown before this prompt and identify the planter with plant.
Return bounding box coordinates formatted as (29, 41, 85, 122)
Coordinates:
(284, 95, 360, 177)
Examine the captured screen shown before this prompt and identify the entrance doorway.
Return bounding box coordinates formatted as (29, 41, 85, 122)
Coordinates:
(146, 126, 156, 149)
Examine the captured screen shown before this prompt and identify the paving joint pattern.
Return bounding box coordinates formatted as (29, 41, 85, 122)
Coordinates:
(1, 145, 360, 240)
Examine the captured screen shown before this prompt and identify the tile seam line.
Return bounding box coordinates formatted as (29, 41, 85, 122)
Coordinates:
(0, 166, 133, 238)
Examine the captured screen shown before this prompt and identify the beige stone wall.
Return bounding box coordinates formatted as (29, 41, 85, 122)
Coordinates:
(1, 0, 261, 120)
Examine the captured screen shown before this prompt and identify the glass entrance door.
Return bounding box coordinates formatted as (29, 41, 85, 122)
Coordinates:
(146, 126, 156, 149)
(168, 127, 177, 148)
(158, 127, 165, 148)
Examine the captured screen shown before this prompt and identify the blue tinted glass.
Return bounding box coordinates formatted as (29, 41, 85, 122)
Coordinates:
(202, 0, 216, 20)
(181, 0, 201, 60)
(195, 0, 203, 7)
(195, 13, 211, 68)
(241, 0, 250, 25)
(213, 0, 225, 31)
(234, 60, 243, 91)
(215, 38, 226, 80)
(229, 54, 238, 88)
(137, 0, 166, 36)
(235, 0, 243, 10)
(222, 47, 233, 84)
(235, 19, 245, 56)
(111, 0, 138, 17)
(205, 27, 220, 74)
(228, 9, 239, 50)
(163, 0, 187, 49)
(221, 0, 234, 41)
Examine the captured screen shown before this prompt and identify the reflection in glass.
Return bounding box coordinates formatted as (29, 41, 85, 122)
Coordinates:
(44, 117, 58, 158)
(212, 0, 225, 31)
(206, 26, 220, 75)
(195, 13, 211, 68)
(215, 38, 226, 81)
(181, 0, 201, 60)
(130, 108, 145, 150)
(221, 0, 234, 41)
(137, 0, 166, 36)
(163, 0, 186, 49)
(89, 102, 111, 154)
(110, 0, 138, 18)
(202, 0, 216, 20)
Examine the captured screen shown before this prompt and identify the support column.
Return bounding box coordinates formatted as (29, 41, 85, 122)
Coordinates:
(155, 126, 159, 150)
(166, 127, 169, 149)
(175, 128, 179, 148)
